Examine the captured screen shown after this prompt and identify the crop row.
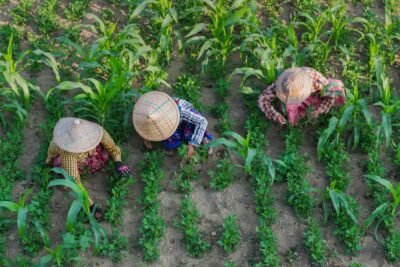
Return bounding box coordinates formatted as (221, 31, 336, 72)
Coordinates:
(276, 127, 328, 266)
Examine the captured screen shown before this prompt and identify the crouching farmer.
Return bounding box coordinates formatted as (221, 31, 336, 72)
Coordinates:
(132, 91, 213, 158)
(46, 117, 131, 220)
(258, 67, 346, 126)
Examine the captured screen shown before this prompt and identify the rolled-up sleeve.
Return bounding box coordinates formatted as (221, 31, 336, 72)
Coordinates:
(100, 129, 122, 162)
(180, 108, 208, 147)
(258, 83, 282, 122)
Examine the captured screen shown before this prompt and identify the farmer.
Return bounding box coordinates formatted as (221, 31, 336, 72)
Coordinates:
(45, 117, 131, 220)
(132, 91, 213, 158)
(258, 67, 346, 126)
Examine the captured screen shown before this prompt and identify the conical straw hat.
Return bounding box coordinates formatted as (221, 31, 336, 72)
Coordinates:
(132, 91, 180, 141)
(53, 117, 103, 153)
(276, 67, 313, 105)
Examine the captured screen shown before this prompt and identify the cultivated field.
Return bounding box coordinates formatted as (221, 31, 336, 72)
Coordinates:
(0, 0, 399, 266)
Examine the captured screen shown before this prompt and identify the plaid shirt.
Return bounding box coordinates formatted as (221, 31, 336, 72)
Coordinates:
(258, 68, 336, 123)
(46, 128, 121, 184)
(177, 99, 208, 146)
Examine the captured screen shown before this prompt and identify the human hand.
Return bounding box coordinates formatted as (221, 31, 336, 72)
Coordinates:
(144, 139, 153, 149)
(187, 144, 195, 158)
(115, 161, 132, 176)
(276, 114, 287, 127)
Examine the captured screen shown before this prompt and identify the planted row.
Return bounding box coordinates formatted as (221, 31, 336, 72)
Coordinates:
(138, 151, 166, 261)
(277, 127, 328, 266)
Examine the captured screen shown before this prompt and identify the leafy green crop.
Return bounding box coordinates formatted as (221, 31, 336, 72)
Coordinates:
(138, 151, 166, 261)
(64, 0, 92, 21)
(303, 219, 328, 266)
(179, 196, 210, 257)
(209, 155, 235, 191)
(218, 215, 240, 254)
(10, 0, 33, 25)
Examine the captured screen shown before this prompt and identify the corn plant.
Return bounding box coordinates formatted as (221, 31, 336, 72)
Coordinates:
(374, 74, 400, 148)
(0, 189, 31, 242)
(130, 0, 180, 64)
(317, 85, 373, 150)
(327, 189, 363, 255)
(207, 131, 256, 175)
(48, 168, 107, 254)
(0, 35, 40, 107)
(218, 215, 241, 254)
(327, 5, 367, 46)
(233, 33, 283, 91)
(49, 58, 133, 126)
(185, 0, 253, 78)
(364, 175, 400, 230)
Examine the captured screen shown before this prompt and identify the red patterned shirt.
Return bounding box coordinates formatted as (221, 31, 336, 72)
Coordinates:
(258, 68, 337, 123)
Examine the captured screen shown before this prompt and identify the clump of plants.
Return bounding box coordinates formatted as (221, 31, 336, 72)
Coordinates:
(303, 218, 328, 266)
(212, 78, 232, 133)
(36, 0, 59, 37)
(209, 155, 235, 191)
(178, 196, 211, 257)
(10, 0, 33, 25)
(218, 215, 241, 254)
(173, 74, 202, 110)
(138, 151, 166, 261)
(64, 0, 92, 21)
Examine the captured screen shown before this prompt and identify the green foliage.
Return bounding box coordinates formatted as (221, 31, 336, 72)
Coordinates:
(131, 0, 180, 64)
(0, 123, 24, 199)
(173, 74, 202, 110)
(179, 196, 210, 257)
(328, 191, 363, 255)
(209, 155, 235, 191)
(99, 228, 128, 263)
(211, 78, 232, 132)
(36, 0, 59, 37)
(303, 219, 327, 266)
(218, 215, 240, 254)
(208, 131, 257, 175)
(64, 0, 92, 21)
(364, 174, 400, 230)
(0, 35, 39, 123)
(385, 230, 400, 262)
(138, 151, 166, 262)
(11, 0, 33, 25)
(276, 128, 316, 218)
(185, 0, 255, 78)
(48, 168, 107, 254)
(0, 25, 21, 54)
(52, 58, 133, 127)
(256, 221, 280, 267)
(105, 173, 134, 225)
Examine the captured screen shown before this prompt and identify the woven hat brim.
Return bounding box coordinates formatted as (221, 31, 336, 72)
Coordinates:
(276, 68, 312, 105)
(53, 117, 103, 153)
(132, 91, 180, 142)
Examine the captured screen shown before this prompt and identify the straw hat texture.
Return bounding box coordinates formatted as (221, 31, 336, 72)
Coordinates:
(276, 67, 313, 105)
(53, 117, 103, 153)
(132, 91, 180, 141)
